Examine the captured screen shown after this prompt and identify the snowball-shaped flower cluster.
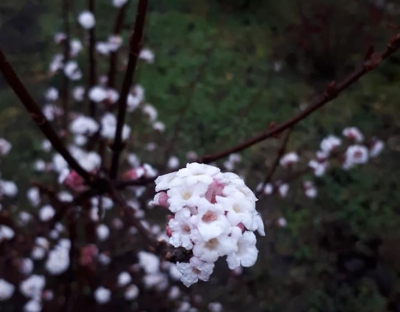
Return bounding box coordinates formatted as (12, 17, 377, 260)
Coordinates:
(151, 163, 265, 287)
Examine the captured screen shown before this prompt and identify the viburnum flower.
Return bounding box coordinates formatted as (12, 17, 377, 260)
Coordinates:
(0, 138, 11, 156)
(94, 286, 111, 304)
(27, 187, 40, 207)
(369, 139, 384, 157)
(176, 256, 215, 287)
(63, 61, 82, 80)
(39, 205, 55, 222)
(45, 240, 70, 275)
(70, 39, 83, 57)
(49, 54, 64, 73)
(0, 180, 18, 198)
(279, 152, 299, 167)
(54, 32, 66, 43)
(153, 121, 165, 132)
(0, 225, 15, 242)
(308, 159, 328, 177)
(117, 272, 132, 287)
(69, 115, 99, 136)
(19, 275, 45, 299)
(167, 156, 180, 169)
(43, 104, 63, 122)
(124, 284, 139, 300)
(96, 224, 110, 241)
(100, 113, 131, 140)
(108, 35, 123, 51)
(226, 227, 258, 269)
(19, 258, 34, 275)
(112, 0, 129, 8)
(24, 299, 41, 312)
(343, 127, 364, 142)
(72, 86, 85, 102)
(320, 135, 342, 154)
(45, 87, 59, 101)
(303, 180, 317, 198)
(88, 86, 107, 102)
(78, 11, 95, 29)
(343, 145, 369, 169)
(167, 208, 195, 249)
(151, 162, 265, 287)
(0, 279, 15, 301)
(139, 48, 155, 63)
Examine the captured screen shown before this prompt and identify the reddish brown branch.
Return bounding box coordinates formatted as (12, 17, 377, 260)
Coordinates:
(109, 0, 148, 179)
(0, 49, 93, 182)
(199, 33, 400, 164)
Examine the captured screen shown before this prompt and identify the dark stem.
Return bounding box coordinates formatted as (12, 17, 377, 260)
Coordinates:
(61, 0, 71, 131)
(107, 186, 158, 249)
(88, 0, 97, 118)
(109, 0, 148, 179)
(107, 0, 131, 89)
(0, 49, 93, 182)
(255, 128, 293, 197)
(199, 33, 400, 164)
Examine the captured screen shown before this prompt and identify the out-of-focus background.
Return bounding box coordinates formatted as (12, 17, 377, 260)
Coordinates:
(1, 0, 400, 311)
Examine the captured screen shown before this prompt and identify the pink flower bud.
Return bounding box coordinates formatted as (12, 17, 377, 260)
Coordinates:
(237, 223, 245, 232)
(157, 192, 169, 208)
(80, 244, 98, 266)
(166, 226, 172, 237)
(123, 167, 145, 180)
(63, 170, 85, 191)
(167, 214, 174, 221)
(205, 179, 224, 204)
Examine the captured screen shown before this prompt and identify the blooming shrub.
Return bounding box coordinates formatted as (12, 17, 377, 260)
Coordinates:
(0, 0, 397, 310)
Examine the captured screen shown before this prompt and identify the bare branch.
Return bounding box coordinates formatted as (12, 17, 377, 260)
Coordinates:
(199, 33, 400, 164)
(0, 49, 93, 182)
(107, 186, 158, 248)
(87, 0, 97, 117)
(61, 0, 71, 131)
(107, 0, 132, 88)
(109, 0, 148, 179)
(255, 128, 293, 197)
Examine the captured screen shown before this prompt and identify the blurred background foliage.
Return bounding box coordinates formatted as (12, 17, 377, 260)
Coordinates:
(1, 0, 400, 311)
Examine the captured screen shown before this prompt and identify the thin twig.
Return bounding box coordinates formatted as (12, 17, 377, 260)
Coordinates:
(61, 0, 71, 131)
(255, 128, 293, 197)
(88, 0, 97, 118)
(107, 0, 131, 89)
(107, 186, 157, 248)
(199, 33, 400, 164)
(0, 49, 93, 182)
(109, 0, 148, 179)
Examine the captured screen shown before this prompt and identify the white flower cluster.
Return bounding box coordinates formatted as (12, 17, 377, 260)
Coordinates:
(151, 163, 265, 287)
(45, 239, 71, 275)
(0, 279, 14, 301)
